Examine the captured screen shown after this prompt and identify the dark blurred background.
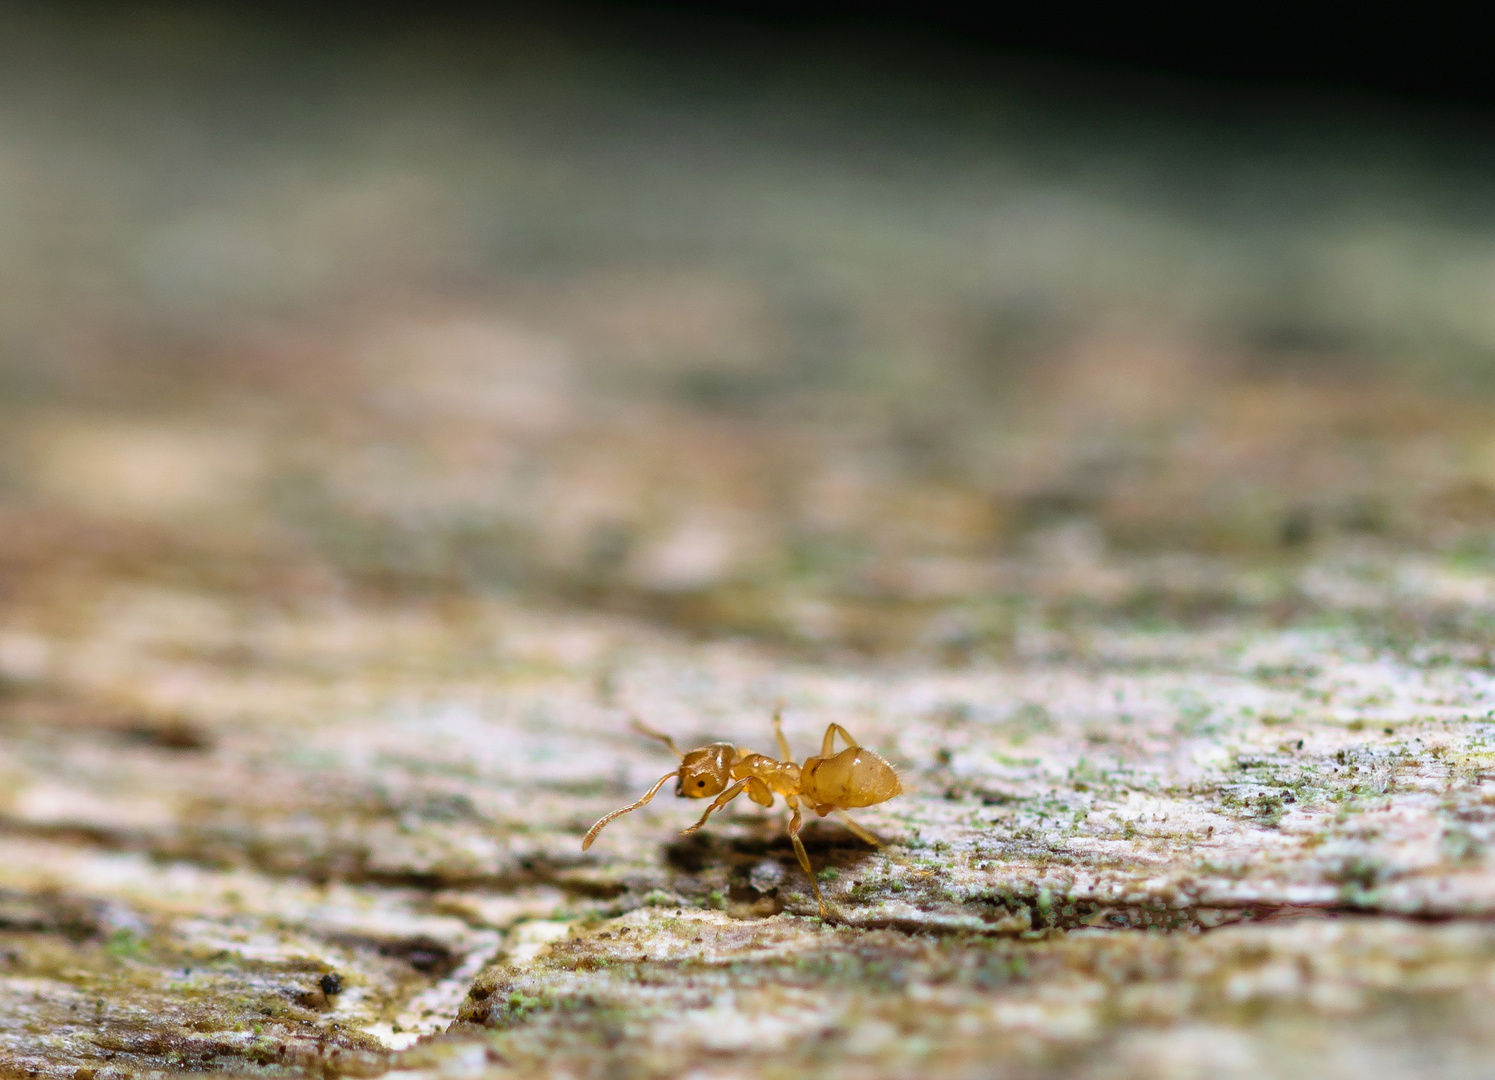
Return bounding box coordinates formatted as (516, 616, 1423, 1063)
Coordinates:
(125, 0, 1495, 103)
(5, 0, 1495, 658)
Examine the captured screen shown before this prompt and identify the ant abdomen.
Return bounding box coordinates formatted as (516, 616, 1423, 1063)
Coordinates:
(801, 747, 902, 809)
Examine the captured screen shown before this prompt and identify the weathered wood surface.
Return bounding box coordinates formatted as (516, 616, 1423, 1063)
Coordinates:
(6, 11, 1495, 1078)
(8, 543, 1495, 1078)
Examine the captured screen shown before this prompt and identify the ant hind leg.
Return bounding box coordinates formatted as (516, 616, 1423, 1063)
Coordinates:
(834, 809, 882, 847)
(820, 722, 862, 757)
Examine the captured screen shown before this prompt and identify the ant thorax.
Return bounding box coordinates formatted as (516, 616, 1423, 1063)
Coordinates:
(729, 752, 801, 802)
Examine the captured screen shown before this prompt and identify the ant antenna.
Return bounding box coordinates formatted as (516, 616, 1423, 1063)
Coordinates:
(581, 770, 678, 849)
(629, 716, 684, 759)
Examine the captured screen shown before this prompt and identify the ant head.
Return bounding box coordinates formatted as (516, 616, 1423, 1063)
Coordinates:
(676, 743, 734, 799)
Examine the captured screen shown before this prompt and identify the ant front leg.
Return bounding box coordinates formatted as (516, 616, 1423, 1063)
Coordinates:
(787, 799, 828, 919)
(681, 779, 747, 834)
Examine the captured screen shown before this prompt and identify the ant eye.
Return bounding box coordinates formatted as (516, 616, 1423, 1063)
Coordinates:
(697, 780, 706, 787)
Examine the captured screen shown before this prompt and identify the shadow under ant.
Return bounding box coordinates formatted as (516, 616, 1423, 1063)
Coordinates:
(662, 821, 884, 918)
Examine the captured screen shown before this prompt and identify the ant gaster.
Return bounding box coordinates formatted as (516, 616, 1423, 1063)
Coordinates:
(582, 712, 902, 917)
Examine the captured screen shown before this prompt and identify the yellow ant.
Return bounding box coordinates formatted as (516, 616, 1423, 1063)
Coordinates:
(582, 712, 903, 918)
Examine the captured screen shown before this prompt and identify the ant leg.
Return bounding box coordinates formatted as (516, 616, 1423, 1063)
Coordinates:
(833, 809, 882, 847)
(771, 706, 793, 762)
(787, 801, 828, 919)
(582, 771, 679, 849)
(629, 717, 683, 759)
(744, 776, 776, 807)
(820, 722, 862, 757)
(681, 779, 747, 834)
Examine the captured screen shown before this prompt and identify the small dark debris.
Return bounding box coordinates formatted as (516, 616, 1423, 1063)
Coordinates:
(1279, 509, 1312, 547)
(120, 716, 213, 752)
(379, 936, 459, 977)
(1333, 856, 1381, 891)
(320, 972, 343, 995)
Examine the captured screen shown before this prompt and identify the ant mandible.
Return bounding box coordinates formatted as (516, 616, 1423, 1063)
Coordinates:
(582, 711, 903, 917)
